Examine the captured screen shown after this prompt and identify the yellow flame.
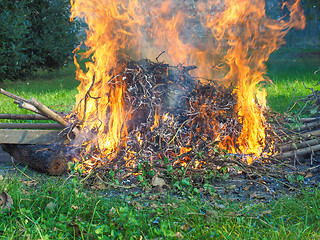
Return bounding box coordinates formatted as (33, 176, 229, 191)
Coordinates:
(70, 0, 305, 168)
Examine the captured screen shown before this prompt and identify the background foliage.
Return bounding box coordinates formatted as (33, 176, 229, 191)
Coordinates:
(0, 0, 79, 81)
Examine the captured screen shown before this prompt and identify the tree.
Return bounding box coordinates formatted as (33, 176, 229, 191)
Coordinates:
(0, 0, 79, 81)
(0, 1, 31, 79)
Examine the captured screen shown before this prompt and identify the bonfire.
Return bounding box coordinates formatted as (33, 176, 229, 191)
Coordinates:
(1, 0, 311, 186)
(67, 0, 305, 172)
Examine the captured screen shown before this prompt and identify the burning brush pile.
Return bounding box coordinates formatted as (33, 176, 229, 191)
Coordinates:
(63, 0, 306, 180)
(1, 0, 309, 188)
(67, 58, 267, 174)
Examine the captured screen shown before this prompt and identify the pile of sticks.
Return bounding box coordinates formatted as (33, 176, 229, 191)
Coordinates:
(276, 117, 320, 160)
(274, 84, 320, 160)
(69, 59, 273, 175)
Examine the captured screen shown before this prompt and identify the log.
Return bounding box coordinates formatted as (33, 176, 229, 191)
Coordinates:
(0, 123, 64, 129)
(279, 138, 320, 152)
(277, 143, 320, 158)
(0, 114, 49, 120)
(300, 117, 320, 123)
(300, 129, 320, 139)
(29, 98, 79, 137)
(13, 100, 67, 117)
(1, 144, 69, 175)
(293, 121, 320, 132)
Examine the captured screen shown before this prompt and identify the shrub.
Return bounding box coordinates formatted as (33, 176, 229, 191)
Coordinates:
(0, 1, 32, 80)
(0, 0, 79, 81)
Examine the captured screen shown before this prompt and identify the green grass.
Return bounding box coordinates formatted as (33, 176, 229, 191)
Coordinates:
(265, 49, 320, 113)
(0, 171, 319, 239)
(0, 64, 79, 115)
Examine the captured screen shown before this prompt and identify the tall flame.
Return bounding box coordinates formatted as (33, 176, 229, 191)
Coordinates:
(70, 0, 145, 160)
(202, 0, 305, 162)
(70, 0, 305, 165)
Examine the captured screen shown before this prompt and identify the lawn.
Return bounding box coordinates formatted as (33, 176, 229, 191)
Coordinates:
(0, 170, 320, 239)
(0, 64, 78, 115)
(0, 49, 320, 239)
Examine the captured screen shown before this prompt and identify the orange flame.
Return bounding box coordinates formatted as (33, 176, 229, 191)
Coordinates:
(70, 0, 305, 167)
(150, 107, 161, 132)
(70, 0, 145, 161)
(203, 0, 305, 162)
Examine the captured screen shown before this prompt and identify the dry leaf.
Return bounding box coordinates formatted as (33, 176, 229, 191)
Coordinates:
(180, 223, 189, 231)
(150, 203, 159, 208)
(24, 181, 37, 187)
(0, 191, 13, 211)
(175, 232, 183, 239)
(130, 201, 144, 210)
(0, 175, 3, 181)
(205, 209, 218, 222)
(134, 202, 144, 210)
(214, 203, 225, 209)
(151, 175, 166, 187)
(149, 195, 158, 201)
(91, 181, 108, 190)
(305, 172, 313, 178)
(46, 202, 56, 211)
(225, 184, 236, 190)
(72, 205, 79, 210)
(250, 192, 266, 199)
(260, 210, 272, 216)
(108, 207, 117, 217)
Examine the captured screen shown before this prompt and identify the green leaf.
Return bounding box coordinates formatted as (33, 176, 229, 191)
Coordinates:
(296, 175, 304, 182)
(181, 178, 192, 186)
(137, 175, 144, 182)
(310, 106, 318, 115)
(287, 174, 295, 183)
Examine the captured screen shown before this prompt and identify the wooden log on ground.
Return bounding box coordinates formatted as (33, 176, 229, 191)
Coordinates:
(1, 144, 69, 175)
(279, 138, 320, 152)
(300, 129, 320, 139)
(291, 121, 320, 132)
(277, 143, 320, 159)
(300, 117, 320, 123)
(0, 114, 49, 120)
